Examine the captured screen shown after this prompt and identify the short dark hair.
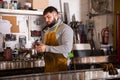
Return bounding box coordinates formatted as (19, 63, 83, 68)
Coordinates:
(43, 6, 58, 15)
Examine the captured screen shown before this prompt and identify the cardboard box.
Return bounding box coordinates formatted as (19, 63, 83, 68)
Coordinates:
(27, 0, 48, 10)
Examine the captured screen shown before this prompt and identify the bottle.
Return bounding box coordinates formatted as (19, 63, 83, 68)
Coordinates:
(4, 47, 12, 60)
(80, 22, 87, 43)
(3, 1, 8, 9)
(14, 1, 17, 10)
(9, 1, 14, 9)
(13, 48, 18, 57)
(101, 27, 109, 44)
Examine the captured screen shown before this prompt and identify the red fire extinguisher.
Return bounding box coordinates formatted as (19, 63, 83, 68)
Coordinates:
(101, 27, 109, 44)
(0, 0, 3, 2)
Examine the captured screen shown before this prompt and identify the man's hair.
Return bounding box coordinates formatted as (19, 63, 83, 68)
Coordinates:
(43, 6, 58, 15)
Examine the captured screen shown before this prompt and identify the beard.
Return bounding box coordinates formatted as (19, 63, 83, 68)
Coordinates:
(46, 18, 57, 28)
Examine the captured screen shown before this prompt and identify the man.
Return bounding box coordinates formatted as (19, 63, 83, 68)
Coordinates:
(35, 6, 73, 72)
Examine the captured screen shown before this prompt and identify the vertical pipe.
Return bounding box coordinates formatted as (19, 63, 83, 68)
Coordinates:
(59, 0, 63, 21)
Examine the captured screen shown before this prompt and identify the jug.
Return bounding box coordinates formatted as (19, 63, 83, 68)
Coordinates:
(4, 47, 12, 60)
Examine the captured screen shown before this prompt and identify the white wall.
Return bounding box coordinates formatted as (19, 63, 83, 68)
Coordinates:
(0, 14, 43, 50)
(0, 0, 114, 50)
(49, 0, 114, 47)
(49, 0, 81, 21)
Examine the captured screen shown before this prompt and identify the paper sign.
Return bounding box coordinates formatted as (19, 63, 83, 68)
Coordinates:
(0, 20, 11, 34)
(2, 16, 19, 33)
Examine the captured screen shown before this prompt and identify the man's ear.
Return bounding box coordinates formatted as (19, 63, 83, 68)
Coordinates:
(54, 12, 59, 20)
(53, 11, 58, 17)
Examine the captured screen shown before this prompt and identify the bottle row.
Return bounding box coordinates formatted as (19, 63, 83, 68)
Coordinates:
(0, 0, 18, 10)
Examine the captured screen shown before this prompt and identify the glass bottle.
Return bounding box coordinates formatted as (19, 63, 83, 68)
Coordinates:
(14, 1, 17, 10)
(3, 1, 8, 9)
(9, 1, 14, 9)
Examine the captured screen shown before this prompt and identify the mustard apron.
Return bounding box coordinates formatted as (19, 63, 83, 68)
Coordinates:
(44, 25, 67, 72)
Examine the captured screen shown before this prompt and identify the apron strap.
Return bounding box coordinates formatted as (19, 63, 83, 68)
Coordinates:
(54, 24, 59, 33)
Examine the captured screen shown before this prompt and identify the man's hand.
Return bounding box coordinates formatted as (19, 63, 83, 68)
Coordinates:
(35, 44, 46, 52)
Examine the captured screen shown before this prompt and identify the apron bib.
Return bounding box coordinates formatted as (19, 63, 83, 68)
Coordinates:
(44, 25, 67, 72)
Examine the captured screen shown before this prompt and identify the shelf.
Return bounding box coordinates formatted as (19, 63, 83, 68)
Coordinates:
(0, 8, 43, 15)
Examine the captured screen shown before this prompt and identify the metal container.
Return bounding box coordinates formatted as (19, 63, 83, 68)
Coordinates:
(71, 56, 108, 64)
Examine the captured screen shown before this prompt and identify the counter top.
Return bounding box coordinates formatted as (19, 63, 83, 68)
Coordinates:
(0, 51, 119, 79)
(0, 68, 120, 80)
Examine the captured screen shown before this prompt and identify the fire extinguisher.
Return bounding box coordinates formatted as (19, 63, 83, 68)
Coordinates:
(101, 27, 109, 44)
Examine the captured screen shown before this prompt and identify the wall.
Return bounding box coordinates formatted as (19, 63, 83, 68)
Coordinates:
(49, 0, 114, 50)
(18, 0, 81, 21)
(0, 14, 44, 50)
(0, 0, 114, 50)
(49, 0, 114, 47)
(81, 0, 114, 49)
(49, 0, 81, 22)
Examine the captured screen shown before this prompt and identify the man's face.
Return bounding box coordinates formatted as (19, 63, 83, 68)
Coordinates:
(44, 12, 57, 27)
